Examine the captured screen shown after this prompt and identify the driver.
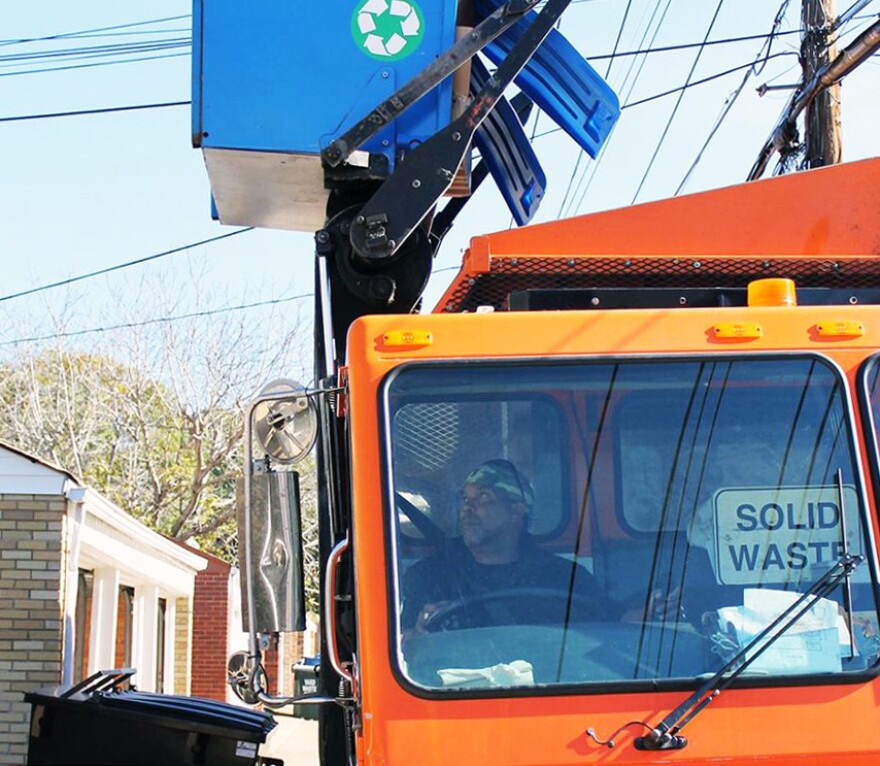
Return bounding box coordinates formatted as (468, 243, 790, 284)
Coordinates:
(402, 459, 606, 634)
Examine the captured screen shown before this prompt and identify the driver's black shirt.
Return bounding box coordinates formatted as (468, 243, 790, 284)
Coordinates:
(401, 538, 607, 629)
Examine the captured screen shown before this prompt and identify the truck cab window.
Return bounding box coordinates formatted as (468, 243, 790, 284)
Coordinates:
(383, 356, 880, 694)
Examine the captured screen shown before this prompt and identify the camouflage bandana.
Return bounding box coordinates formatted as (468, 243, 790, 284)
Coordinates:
(463, 460, 534, 509)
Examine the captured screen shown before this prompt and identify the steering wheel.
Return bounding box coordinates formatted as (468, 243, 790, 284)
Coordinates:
(422, 587, 606, 632)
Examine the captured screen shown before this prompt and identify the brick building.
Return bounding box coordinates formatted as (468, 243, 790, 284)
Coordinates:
(183, 544, 319, 704)
(0, 443, 207, 765)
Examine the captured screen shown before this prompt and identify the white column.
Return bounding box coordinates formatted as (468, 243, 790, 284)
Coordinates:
(163, 598, 176, 694)
(133, 584, 159, 692)
(88, 568, 120, 674)
(62, 496, 86, 685)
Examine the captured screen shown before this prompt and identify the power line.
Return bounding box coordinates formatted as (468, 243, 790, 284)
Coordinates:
(567, 0, 677, 217)
(0, 15, 190, 48)
(531, 49, 796, 141)
(586, 27, 803, 60)
(4, 263, 465, 346)
(622, 51, 795, 108)
(0, 229, 254, 305)
(631, 0, 728, 204)
(0, 292, 314, 347)
(0, 52, 190, 79)
(0, 100, 190, 123)
(675, 0, 794, 195)
(0, 37, 190, 64)
(558, 0, 634, 217)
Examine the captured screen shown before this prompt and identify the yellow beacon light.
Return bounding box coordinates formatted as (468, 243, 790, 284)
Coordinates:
(748, 278, 797, 307)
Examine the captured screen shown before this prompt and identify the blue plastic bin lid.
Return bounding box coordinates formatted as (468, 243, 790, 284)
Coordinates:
(472, 56, 546, 226)
(472, 0, 620, 159)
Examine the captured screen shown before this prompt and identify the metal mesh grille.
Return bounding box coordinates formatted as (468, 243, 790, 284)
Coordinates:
(438, 256, 880, 313)
(392, 402, 461, 474)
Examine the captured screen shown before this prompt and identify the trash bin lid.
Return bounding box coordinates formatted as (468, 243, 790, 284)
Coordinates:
(95, 692, 276, 741)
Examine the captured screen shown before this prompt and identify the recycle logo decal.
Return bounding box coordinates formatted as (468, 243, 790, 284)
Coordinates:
(352, 0, 425, 61)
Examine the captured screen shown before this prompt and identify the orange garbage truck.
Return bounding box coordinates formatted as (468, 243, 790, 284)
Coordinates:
(188, 0, 880, 763)
(236, 157, 880, 766)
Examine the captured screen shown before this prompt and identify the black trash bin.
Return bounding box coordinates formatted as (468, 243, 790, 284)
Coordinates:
(25, 671, 277, 766)
(291, 657, 320, 721)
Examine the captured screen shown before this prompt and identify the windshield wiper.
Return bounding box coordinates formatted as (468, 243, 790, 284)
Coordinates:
(588, 550, 863, 751)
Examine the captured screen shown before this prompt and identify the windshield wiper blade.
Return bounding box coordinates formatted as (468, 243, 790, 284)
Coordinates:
(836, 468, 857, 660)
(630, 551, 863, 751)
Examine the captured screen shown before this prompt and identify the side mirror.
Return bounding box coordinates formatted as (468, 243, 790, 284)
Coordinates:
(237, 470, 306, 633)
(240, 379, 317, 637)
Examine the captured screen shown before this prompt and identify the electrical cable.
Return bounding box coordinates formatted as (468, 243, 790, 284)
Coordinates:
(567, 0, 676, 216)
(0, 53, 190, 79)
(561, 0, 671, 218)
(630, 0, 727, 204)
(557, 0, 633, 217)
(530, 48, 796, 145)
(0, 100, 190, 123)
(674, 0, 793, 194)
(5, 262, 467, 345)
(0, 38, 190, 64)
(834, 0, 876, 30)
(0, 229, 253, 305)
(623, 51, 795, 108)
(0, 293, 314, 347)
(0, 15, 190, 48)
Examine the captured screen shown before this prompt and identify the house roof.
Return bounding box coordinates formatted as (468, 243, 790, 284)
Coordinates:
(0, 440, 80, 494)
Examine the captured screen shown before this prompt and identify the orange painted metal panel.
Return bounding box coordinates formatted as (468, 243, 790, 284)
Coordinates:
(471, 158, 880, 258)
(434, 158, 880, 313)
(345, 305, 880, 766)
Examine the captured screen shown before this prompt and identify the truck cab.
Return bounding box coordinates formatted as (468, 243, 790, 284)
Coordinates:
(331, 160, 880, 764)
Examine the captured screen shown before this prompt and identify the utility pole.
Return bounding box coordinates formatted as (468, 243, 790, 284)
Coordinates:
(748, 15, 880, 180)
(800, 0, 842, 168)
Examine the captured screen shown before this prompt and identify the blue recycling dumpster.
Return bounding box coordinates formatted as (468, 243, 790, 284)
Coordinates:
(192, 0, 458, 231)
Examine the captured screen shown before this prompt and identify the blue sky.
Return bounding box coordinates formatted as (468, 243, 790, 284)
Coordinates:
(1, 0, 878, 368)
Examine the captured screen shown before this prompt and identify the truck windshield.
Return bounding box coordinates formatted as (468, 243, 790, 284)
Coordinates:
(382, 355, 880, 693)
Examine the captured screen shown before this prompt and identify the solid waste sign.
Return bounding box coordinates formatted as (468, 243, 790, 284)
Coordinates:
(352, 0, 425, 60)
(714, 485, 859, 585)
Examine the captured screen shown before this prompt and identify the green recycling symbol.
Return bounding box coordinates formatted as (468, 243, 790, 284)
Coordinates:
(352, 0, 425, 61)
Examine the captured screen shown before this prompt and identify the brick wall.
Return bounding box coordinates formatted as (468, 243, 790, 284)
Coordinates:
(190, 554, 232, 700)
(174, 597, 192, 696)
(0, 494, 65, 766)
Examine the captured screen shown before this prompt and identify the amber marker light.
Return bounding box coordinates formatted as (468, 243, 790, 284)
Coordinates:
(713, 322, 764, 340)
(747, 278, 797, 307)
(381, 330, 434, 347)
(815, 320, 865, 338)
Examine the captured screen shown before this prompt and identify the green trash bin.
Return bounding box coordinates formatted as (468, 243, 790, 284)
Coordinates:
(292, 658, 320, 720)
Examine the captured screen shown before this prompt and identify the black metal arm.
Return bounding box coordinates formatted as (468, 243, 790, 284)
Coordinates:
(349, 0, 573, 262)
(321, 0, 541, 168)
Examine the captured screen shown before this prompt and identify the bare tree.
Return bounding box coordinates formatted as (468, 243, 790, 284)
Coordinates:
(0, 269, 318, 577)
